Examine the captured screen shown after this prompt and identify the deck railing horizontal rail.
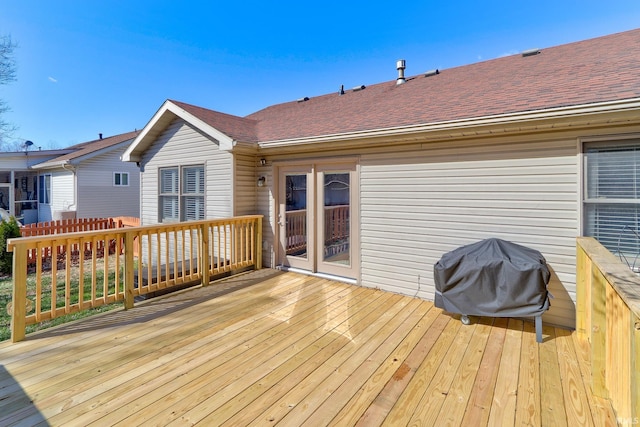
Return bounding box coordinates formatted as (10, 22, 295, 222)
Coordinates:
(7, 215, 262, 343)
(576, 237, 640, 425)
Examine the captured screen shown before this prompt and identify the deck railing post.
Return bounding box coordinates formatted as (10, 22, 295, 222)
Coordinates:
(200, 223, 210, 286)
(590, 264, 608, 398)
(124, 231, 135, 309)
(256, 216, 263, 269)
(632, 312, 639, 421)
(8, 241, 27, 342)
(575, 244, 590, 340)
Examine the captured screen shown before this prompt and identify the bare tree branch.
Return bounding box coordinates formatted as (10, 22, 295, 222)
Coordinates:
(0, 35, 17, 85)
(0, 35, 18, 148)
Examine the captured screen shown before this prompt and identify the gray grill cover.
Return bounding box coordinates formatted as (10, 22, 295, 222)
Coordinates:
(434, 238, 550, 317)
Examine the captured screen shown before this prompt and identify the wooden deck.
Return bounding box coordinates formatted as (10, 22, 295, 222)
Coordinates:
(0, 270, 617, 426)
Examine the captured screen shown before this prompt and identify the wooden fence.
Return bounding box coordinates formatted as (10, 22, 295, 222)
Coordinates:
(20, 217, 140, 268)
(576, 237, 640, 425)
(8, 215, 262, 342)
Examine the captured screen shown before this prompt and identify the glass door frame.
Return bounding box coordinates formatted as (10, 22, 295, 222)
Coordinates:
(276, 158, 359, 281)
(315, 163, 359, 278)
(277, 165, 315, 271)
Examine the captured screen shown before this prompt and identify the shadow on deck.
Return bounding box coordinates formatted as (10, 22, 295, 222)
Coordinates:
(0, 269, 617, 426)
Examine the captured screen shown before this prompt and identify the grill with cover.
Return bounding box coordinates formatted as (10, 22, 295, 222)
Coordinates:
(434, 238, 550, 343)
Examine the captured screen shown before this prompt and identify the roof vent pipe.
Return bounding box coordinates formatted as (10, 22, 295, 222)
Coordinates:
(396, 59, 406, 85)
(99, 133, 103, 140)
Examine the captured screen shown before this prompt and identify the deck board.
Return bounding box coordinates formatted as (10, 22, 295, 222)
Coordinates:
(461, 316, 508, 426)
(487, 318, 523, 426)
(0, 269, 617, 426)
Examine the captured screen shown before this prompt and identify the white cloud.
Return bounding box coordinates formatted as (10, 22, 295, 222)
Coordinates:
(48, 76, 58, 83)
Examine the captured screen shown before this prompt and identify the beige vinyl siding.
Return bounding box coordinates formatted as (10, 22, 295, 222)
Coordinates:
(140, 118, 233, 227)
(257, 164, 274, 267)
(360, 138, 579, 328)
(207, 153, 233, 218)
(234, 153, 257, 216)
(139, 118, 233, 266)
(76, 146, 140, 218)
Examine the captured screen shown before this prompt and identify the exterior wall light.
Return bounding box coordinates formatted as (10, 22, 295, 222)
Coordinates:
(257, 176, 266, 187)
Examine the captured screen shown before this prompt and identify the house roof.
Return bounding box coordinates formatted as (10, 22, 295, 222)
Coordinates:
(170, 100, 258, 142)
(125, 28, 640, 158)
(32, 130, 139, 169)
(123, 100, 258, 161)
(247, 28, 640, 143)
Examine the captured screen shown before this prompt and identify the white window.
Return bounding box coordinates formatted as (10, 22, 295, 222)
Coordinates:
(114, 172, 129, 187)
(159, 165, 205, 222)
(38, 174, 51, 204)
(584, 140, 640, 261)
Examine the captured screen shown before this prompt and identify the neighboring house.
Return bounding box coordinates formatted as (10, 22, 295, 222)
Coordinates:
(0, 148, 74, 224)
(123, 28, 640, 329)
(31, 131, 140, 221)
(0, 130, 140, 224)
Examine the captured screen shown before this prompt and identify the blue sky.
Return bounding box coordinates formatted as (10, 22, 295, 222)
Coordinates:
(1, 1, 640, 149)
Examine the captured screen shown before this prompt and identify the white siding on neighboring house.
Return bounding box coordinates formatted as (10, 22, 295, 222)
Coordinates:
(0, 152, 60, 170)
(359, 137, 579, 328)
(140, 118, 233, 227)
(76, 146, 140, 218)
(41, 170, 74, 221)
(0, 158, 30, 169)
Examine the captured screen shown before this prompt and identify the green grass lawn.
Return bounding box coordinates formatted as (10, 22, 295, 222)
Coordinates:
(0, 258, 126, 342)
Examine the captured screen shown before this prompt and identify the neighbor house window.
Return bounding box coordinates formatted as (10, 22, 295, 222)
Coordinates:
(159, 165, 205, 222)
(114, 172, 129, 186)
(38, 174, 51, 204)
(584, 140, 640, 262)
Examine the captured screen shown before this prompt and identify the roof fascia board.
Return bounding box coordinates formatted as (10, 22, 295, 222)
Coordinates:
(32, 140, 134, 170)
(165, 102, 237, 151)
(257, 98, 640, 150)
(0, 149, 74, 159)
(123, 99, 174, 162)
(123, 100, 237, 162)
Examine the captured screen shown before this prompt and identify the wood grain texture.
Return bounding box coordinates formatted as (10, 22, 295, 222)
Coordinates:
(0, 270, 617, 426)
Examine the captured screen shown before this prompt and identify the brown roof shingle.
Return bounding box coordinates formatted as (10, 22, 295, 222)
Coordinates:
(170, 100, 259, 143)
(245, 28, 640, 142)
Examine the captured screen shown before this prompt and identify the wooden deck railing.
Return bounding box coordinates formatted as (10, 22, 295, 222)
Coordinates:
(7, 215, 262, 343)
(576, 237, 640, 425)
